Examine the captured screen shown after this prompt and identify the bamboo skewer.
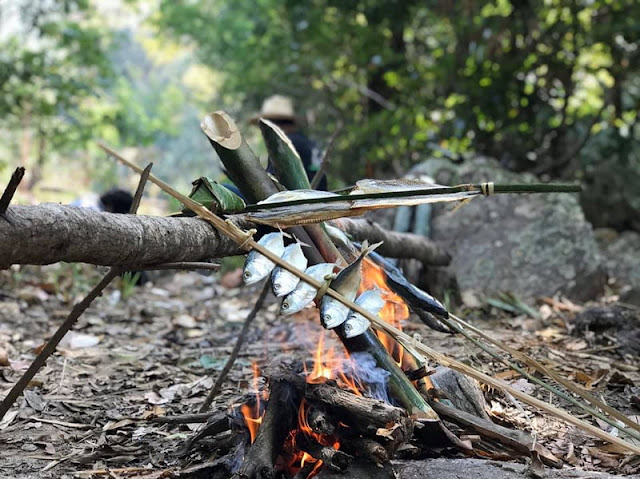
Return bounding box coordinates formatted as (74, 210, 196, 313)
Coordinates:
(98, 142, 640, 456)
(241, 182, 582, 212)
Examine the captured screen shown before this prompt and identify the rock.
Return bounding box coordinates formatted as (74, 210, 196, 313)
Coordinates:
(596, 231, 640, 305)
(392, 458, 634, 478)
(572, 304, 640, 357)
(411, 156, 605, 303)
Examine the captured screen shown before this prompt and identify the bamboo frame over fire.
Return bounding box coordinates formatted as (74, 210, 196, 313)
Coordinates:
(98, 137, 640, 455)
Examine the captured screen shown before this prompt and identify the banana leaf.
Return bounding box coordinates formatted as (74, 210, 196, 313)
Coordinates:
(182, 177, 246, 215)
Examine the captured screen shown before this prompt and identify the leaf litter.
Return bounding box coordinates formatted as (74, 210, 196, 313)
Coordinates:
(0, 266, 639, 477)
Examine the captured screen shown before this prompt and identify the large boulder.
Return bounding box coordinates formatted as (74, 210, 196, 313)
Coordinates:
(596, 230, 640, 305)
(410, 156, 605, 303)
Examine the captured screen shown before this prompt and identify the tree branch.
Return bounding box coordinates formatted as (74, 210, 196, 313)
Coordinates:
(333, 218, 450, 266)
(0, 204, 244, 268)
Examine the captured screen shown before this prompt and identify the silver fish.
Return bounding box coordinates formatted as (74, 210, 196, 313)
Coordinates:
(320, 242, 381, 329)
(243, 232, 285, 285)
(280, 263, 336, 315)
(343, 289, 385, 338)
(271, 243, 308, 296)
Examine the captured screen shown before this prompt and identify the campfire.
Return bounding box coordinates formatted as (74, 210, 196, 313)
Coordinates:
(2, 110, 638, 479)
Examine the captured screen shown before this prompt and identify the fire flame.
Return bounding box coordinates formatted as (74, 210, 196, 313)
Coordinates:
(239, 257, 415, 477)
(360, 258, 410, 368)
(241, 362, 267, 444)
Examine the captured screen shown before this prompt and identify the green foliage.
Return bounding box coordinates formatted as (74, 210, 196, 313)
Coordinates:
(156, 0, 640, 192)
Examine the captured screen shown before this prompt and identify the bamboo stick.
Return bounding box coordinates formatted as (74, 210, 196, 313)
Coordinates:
(242, 182, 582, 212)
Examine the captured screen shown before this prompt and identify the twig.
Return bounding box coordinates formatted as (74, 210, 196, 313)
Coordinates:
(0, 166, 26, 214)
(28, 416, 91, 429)
(199, 281, 270, 412)
(97, 142, 640, 455)
(149, 412, 215, 424)
(129, 163, 153, 214)
(73, 467, 154, 476)
(0, 270, 119, 421)
(311, 121, 343, 189)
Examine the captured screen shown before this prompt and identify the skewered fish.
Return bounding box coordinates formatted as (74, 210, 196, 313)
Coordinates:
(243, 232, 285, 285)
(280, 263, 336, 315)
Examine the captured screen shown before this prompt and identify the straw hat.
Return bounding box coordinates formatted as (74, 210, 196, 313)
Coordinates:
(248, 95, 300, 125)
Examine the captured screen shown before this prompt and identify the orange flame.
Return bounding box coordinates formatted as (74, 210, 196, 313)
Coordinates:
(241, 362, 267, 444)
(360, 258, 410, 368)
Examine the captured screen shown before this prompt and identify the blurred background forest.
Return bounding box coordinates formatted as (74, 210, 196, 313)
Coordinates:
(1, 0, 639, 230)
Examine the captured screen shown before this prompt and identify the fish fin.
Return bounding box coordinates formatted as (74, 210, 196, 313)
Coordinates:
(358, 240, 383, 259)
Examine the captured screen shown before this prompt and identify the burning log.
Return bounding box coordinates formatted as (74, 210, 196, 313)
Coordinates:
(293, 432, 352, 472)
(234, 378, 302, 479)
(307, 406, 336, 437)
(305, 382, 412, 441)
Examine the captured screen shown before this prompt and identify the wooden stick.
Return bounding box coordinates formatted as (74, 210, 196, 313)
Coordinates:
(199, 281, 270, 412)
(0, 166, 25, 214)
(137, 262, 221, 272)
(97, 143, 640, 455)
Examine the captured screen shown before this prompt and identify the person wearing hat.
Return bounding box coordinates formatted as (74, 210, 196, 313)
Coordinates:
(249, 95, 327, 191)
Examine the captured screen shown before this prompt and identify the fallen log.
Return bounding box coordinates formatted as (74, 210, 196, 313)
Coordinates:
(333, 217, 451, 266)
(0, 203, 244, 268)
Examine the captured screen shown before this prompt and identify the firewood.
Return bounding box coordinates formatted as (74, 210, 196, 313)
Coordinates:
(431, 401, 562, 468)
(307, 406, 336, 436)
(305, 382, 413, 450)
(294, 432, 352, 472)
(233, 379, 301, 479)
(345, 437, 388, 464)
(333, 217, 451, 266)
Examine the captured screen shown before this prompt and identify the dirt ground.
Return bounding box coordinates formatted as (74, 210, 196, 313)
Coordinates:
(0, 264, 639, 478)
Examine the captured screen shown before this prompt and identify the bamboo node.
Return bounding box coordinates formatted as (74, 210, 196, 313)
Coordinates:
(480, 182, 495, 196)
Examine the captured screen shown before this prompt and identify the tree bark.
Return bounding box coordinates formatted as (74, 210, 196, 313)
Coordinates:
(0, 204, 244, 268)
(332, 218, 451, 266)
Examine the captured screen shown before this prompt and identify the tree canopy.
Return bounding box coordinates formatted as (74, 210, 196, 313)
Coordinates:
(157, 0, 640, 228)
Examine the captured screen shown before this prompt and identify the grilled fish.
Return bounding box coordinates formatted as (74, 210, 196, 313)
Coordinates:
(280, 263, 336, 315)
(343, 288, 385, 338)
(320, 242, 381, 329)
(243, 232, 285, 285)
(271, 242, 308, 296)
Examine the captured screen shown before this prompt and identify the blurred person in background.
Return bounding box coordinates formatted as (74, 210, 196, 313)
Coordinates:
(249, 95, 326, 191)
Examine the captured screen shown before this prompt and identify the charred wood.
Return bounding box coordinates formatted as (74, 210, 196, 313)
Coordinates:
(233, 379, 301, 479)
(294, 432, 352, 472)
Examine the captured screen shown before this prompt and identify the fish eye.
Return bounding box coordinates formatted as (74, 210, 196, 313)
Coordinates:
(282, 301, 289, 309)
(243, 271, 251, 278)
(325, 314, 331, 321)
